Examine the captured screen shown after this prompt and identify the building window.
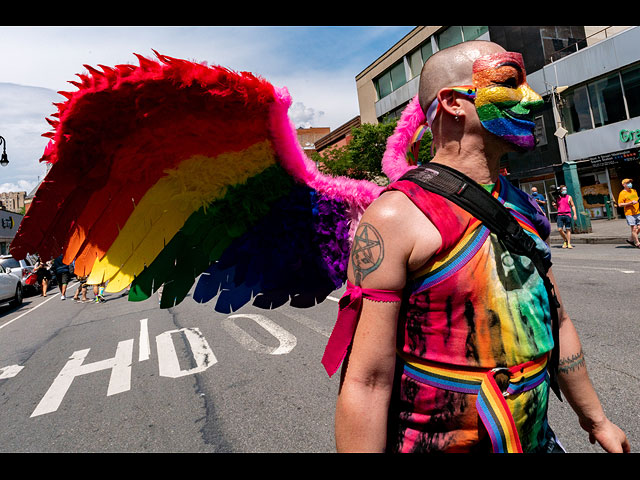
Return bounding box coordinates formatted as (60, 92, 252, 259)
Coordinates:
(560, 63, 640, 135)
(540, 26, 586, 64)
(437, 26, 488, 50)
(562, 85, 593, 133)
(462, 26, 489, 41)
(588, 72, 627, 127)
(534, 115, 548, 147)
(409, 41, 433, 79)
(375, 60, 407, 100)
(437, 26, 464, 49)
(621, 63, 640, 118)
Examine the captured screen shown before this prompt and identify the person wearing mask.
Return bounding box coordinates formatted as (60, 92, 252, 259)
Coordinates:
(617, 178, 640, 248)
(330, 40, 628, 453)
(530, 186, 547, 216)
(553, 185, 577, 249)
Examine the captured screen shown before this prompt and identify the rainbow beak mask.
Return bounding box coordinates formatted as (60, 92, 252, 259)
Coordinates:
(472, 51, 543, 151)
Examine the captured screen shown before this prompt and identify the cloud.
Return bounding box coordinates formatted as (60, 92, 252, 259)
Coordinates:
(0, 179, 37, 194)
(288, 102, 325, 129)
(0, 83, 57, 192)
(0, 26, 414, 194)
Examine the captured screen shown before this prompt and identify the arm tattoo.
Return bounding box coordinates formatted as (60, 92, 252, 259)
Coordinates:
(351, 222, 384, 285)
(558, 349, 586, 375)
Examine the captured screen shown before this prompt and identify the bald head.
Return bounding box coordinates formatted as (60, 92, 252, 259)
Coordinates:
(418, 40, 506, 114)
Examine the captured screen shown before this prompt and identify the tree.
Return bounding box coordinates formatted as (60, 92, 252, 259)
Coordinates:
(312, 120, 433, 185)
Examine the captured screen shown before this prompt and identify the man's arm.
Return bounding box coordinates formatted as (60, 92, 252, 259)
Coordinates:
(568, 196, 578, 220)
(334, 192, 441, 452)
(547, 269, 630, 453)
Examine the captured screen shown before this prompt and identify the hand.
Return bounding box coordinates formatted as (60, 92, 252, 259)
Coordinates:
(573, 215, 577, 221)
(580, 417, 630, 453)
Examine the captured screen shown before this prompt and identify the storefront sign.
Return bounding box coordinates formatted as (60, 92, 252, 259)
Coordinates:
(587, 148, 640, 167)
(620, 129, 640, 145)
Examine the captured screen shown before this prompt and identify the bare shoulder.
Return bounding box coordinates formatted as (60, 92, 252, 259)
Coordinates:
(348, 191, 442, 290)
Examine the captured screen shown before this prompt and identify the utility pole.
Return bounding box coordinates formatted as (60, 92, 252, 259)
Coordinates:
(548, 84, 592, 234)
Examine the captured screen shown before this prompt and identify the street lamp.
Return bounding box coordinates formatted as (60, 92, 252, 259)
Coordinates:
(0, 136, 8, 167)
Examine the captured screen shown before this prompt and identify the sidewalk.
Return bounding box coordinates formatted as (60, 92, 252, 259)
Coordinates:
(548, 217, 632, 245)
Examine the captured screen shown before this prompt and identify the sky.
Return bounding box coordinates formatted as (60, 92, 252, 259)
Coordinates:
(0, 25, 414, 194)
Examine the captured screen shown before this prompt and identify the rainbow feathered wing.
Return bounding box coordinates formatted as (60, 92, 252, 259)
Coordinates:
(11, 51, 424, 312)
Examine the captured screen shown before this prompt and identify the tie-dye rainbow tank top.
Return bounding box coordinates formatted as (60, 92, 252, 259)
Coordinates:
(384, 175, 555, 452)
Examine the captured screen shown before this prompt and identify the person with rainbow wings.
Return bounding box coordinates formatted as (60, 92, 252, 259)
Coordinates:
(11, 40, 629, 454)
(328, 40, 630, 453)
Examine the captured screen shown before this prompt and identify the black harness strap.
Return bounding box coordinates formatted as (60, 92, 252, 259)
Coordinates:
(398, 163, 562, 401)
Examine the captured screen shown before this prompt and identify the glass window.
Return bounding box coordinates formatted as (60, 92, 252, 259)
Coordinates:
(462, 26, 488, 41)
(622, 63, 640, 118)
(588, 73, 626, 127)
(409, 49, 423, 79)
(0, 258, 19, 269)
(375, 61, 406, 99)
(389, 61, 406, 91)
(561, 86, 592, 133)
(376, 71, 392, 99)
(421, 42, 433, 63)
(437, 27, 463, 49)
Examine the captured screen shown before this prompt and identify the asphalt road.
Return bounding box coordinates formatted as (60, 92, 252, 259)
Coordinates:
(543, 242, 640, 453)
(0, 281, 343, 453)
(0, 243, 638, 453)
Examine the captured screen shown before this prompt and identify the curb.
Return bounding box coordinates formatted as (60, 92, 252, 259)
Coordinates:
(548, 236, 627, 245)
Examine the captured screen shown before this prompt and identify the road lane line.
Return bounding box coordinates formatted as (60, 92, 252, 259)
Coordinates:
(138, 318, 150, 362)
(0, 281, 80, 332)
(280, 309, 333, 338)
(551, 264, 636, 274)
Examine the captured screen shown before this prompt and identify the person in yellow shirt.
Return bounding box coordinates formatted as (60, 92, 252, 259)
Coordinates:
(617, 178, 640, 248)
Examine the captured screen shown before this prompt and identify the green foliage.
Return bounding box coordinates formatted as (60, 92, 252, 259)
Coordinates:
(312, 120, 433, 185)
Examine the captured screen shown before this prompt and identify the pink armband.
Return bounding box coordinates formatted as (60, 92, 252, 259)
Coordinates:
(321, 281, 403, 377)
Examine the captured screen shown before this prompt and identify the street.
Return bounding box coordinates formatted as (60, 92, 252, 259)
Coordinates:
(0, 243, 638, 453)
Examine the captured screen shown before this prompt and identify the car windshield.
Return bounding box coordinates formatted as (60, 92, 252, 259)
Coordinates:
(0, 258, 20, 269)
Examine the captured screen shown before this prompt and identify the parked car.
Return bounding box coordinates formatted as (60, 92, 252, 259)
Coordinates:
(0, 254, 35, 291)
(0, 263, 23, 307)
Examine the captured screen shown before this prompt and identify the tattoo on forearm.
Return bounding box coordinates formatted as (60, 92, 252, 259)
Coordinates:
(351, 222, 384, 285)
(558, 349, 586, 375)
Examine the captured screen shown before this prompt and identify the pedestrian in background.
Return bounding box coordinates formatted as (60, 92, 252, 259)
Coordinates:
(530, 186, 547, 216)
(52, 255, 71, 300)
(552, 185, 577, 249)
(73, 276, 90, 302)
(617, 178, 640, 248)
(33, 256, 51, 297)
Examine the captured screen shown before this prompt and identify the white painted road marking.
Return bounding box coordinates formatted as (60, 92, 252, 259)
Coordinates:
(223, 314, 297, 355)
(138, 318, 150, 362)
(280, 309, 332, 338)
(31, 339, 134, 418)
(0, 364, 24, 379)
(552, 263, 636, 274)
(156, 328, 216, 378)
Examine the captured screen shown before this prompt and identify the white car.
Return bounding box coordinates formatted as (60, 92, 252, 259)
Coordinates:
(0, 263, 23, 307)
(0, 254, 35, 290)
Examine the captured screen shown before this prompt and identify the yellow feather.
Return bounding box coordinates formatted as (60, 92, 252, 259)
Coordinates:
(87, 141, 276, 290)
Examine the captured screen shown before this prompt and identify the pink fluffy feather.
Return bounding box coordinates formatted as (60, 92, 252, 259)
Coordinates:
(269, 86, 383, 237)
(381, 94, 425, 182)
